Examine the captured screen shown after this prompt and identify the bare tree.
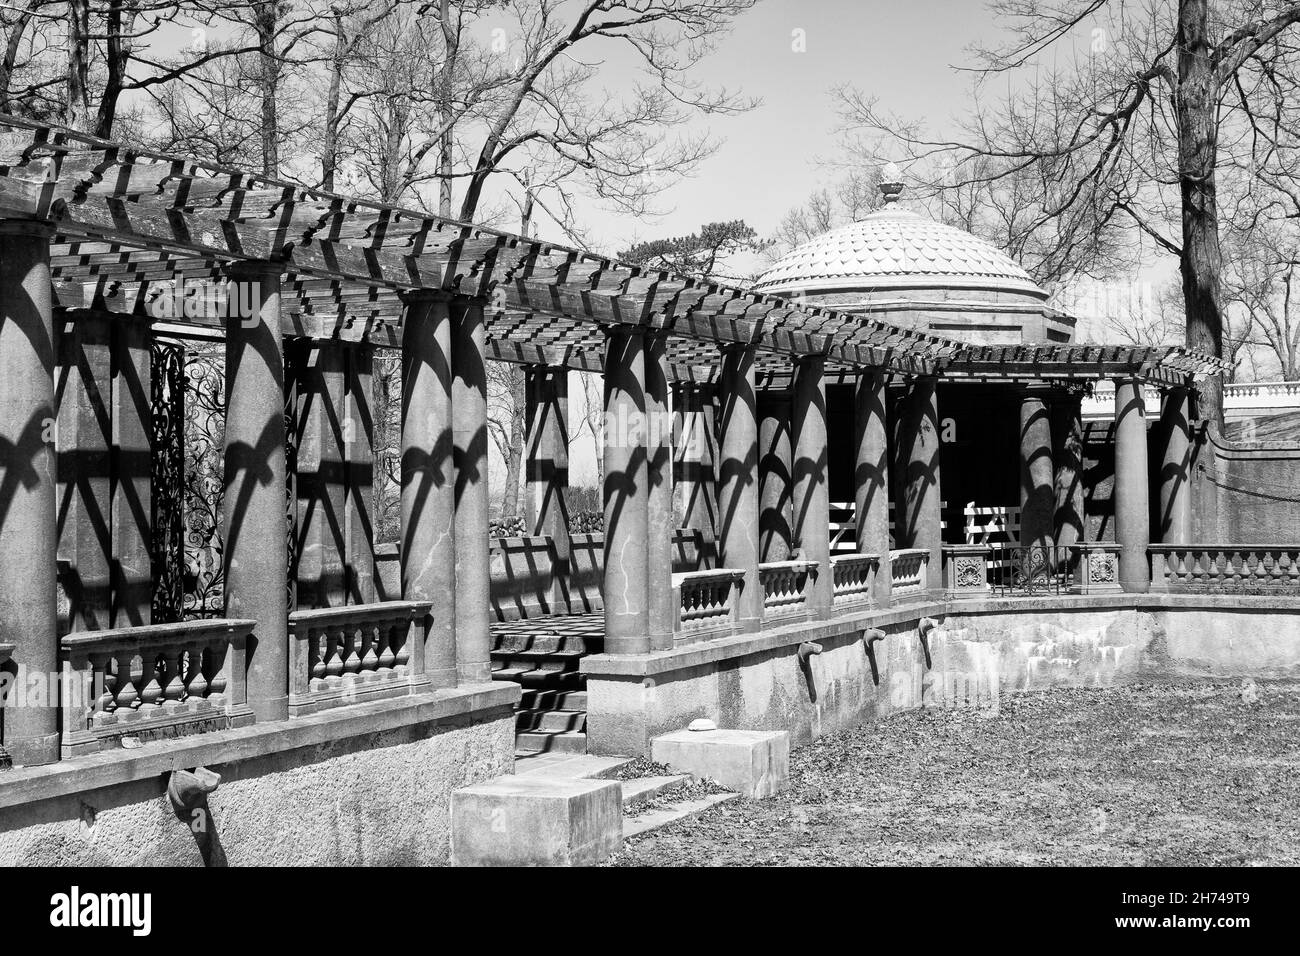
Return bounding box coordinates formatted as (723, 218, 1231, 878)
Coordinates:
(833, 0, 1300, 425)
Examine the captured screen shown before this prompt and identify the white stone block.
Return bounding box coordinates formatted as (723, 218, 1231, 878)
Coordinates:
(450, 775, 622, 866)
(651, 728, 789, 798)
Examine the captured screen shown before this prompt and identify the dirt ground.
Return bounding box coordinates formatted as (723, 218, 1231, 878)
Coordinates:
(611, 679, 1300, 866)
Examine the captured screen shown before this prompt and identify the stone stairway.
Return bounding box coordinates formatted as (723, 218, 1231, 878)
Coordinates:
(490, 615, 603, 754)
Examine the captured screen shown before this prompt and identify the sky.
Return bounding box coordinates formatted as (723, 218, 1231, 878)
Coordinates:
(533, 0, 1002, 252)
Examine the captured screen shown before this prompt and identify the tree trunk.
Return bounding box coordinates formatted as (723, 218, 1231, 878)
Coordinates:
(1, 5, 36, 115)
(66, 0, 92, 132)
(320, 15, 345, 192)
(254, 2, 281, 177)
(95, 5, 134, 138)
(1177, 0, 1226, 427)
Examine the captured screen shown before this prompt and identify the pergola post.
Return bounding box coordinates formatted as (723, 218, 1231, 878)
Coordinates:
(894, 375, 944, 579)
(400, 292, 457, 688)
(451, 296, 492, 683)
(525, 364, 572, 615)
(673, 381, 717, 566)
(645, 332, 675, 651)
(1156, 385, 1192, 545)
(1019, 384, 1056, 553)
(56, 310, 113, 632)
(291, 340, 349, 608)
(1113, 376, 1151, 593)
(110, 313, 154, 627)
(602, 328, 650, 654)
(791, 355, 832, 617)
(1051, 392, 1086, 552)
(854, 369, 892, 606)
(222, 260, 289, 722)
(0, 220, 59, 766)
(717, 345, 763, 631)
(757, 393, 793, 562)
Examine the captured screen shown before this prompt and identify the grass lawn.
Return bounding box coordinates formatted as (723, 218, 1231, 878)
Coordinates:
(611, 679, 1300, 866)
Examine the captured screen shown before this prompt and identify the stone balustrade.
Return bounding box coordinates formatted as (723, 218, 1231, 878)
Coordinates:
(943, 544, 992, 599)
(1070, 542, 1122, 594)
(759, 560, 818, 618)
(60, 619, 256, 757)
(0, 641, 12, 766)
(672, 568, 745, 640)
(888, 549, 930, 600)
(830, 553, 878, 607)
(1150, 545, 1300, 595)
(288, 601, 433, 716)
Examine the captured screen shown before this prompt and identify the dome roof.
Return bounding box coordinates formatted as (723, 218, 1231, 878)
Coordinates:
(754, 202, 1046, 299)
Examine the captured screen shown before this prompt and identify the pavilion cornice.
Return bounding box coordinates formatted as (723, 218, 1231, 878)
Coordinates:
(0, 112, 959, 377)
(940, 344, 1230, 387)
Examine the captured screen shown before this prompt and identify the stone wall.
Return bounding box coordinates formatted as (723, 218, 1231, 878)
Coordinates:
(1192, 426, 1300, 543)
(0, 688, 516, 866)
(375, 530, 707, 621)
(582, 595, 1300, 756)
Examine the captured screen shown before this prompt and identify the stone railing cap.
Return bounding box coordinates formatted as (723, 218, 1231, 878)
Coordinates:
(62, 618, 258, 649)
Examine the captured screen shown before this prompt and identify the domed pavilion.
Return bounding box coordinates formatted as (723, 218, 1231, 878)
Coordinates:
(754, 167, 1074, 346)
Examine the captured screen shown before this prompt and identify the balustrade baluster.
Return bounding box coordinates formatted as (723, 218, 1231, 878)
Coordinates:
(185, 645, 208, 699)
(164, 648, 187, 705)
(392, 620, 410, 671)
(139, 654, 165, 710)
(115, 654, 140, 710)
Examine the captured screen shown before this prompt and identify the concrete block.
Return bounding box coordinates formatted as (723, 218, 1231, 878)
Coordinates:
(450, 775, 622, 866)
(651, 728, 790, 798)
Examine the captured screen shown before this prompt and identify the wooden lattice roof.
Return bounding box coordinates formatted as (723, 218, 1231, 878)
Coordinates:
(0, 114, 1229, 387)
(0, 113, 964, 381)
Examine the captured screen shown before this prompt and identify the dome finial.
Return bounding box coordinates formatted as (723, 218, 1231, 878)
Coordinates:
(879, 161, 904, 204)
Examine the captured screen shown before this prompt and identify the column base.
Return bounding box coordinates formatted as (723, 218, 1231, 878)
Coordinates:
(250, 696, 289, 723)
(4, 731, 60, 768)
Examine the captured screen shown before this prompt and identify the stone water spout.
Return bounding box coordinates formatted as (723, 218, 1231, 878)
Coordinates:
(797, 641, 824, 702)
(860, 628, 886, 686)
(917, 618, 938, 670)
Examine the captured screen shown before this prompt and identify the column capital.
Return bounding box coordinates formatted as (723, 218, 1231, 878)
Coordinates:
(223, 258, 284, 280)
(0, 218, 54, 239)
(399, 287, 455, 305)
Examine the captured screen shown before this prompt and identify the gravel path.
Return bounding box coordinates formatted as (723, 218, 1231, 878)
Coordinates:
(611, 679, 1300, 866)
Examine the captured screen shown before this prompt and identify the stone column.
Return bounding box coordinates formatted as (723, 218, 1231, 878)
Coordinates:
(602, 328, 649, 654)
(291, 340, 348, 608)
(1019, 385, 1056, 553)
(401, 292, 457, 688)
(716, 345, 763, 631)
(673, 382, 717, 566)
(222, 260, 289, 722)
(525, 364, 572, 615)
(791, 356, 832, 616)
(854, 369, 892, 605)
(110, 314, 153, 627)
(893, 375, 943, 575)
(1113, 376, 1151, 593)
(757, 394, 792, 561)
(344, 345, 375, 604)
(0, 220, 59, 766)
(1156, 386, 1192, 545)
(644, 333, 675, 651)
(1051, 392, 1086, 551)
(56, 311, 112, 632)
(451, 296, 492, 683)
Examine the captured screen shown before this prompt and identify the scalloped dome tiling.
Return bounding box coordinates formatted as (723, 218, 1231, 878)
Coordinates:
(753, 204, 1046, 298)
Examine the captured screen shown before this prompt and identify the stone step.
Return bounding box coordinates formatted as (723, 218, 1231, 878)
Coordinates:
(515, 730, 588, 755)
(515, 708, 587, 733)
(622, 792, 739, 839)
(492, 633, 590, 655)
(519, 689, 587, 711)
(515, 669, 584, 690)
(620, 774, 689, 809)
(490, 648, 586, 668)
